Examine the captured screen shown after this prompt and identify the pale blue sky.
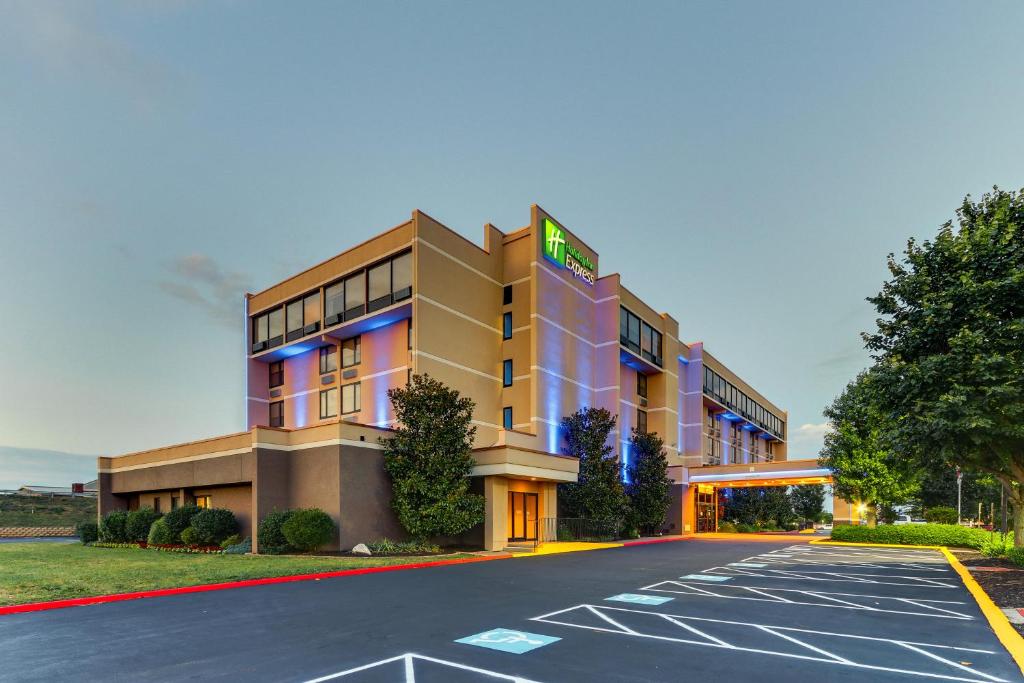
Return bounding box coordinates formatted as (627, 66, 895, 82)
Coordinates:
(1, 1, 1022, 474)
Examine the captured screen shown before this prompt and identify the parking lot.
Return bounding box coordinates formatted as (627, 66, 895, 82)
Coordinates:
(0, 538, 1018, 682)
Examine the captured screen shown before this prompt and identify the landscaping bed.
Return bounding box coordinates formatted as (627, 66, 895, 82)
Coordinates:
(0, 542, 474, 607)
(951, 548, 1024, 636)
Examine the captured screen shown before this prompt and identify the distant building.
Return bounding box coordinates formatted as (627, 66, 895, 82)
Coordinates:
(17, 482, 98, 497)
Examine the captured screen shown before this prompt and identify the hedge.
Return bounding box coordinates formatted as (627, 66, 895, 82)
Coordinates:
(126, 508, 161, 542)
(830, 523, 1003, 549)
(99, 510, 130, 543)
(147, 518, 176, 545)
(76, 521, 99, 544)
(190, 508, 239, 545)
(282, 508, 336, 552)
(257, 509, 295, 554)
(1009, 546, 1024, 568)
(923, 507, 958, 525)
(161, 504, 202, 543)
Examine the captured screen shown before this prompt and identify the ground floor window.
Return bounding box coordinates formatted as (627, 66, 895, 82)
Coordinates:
(153, 497, 161, 514)
(695, 486, 716, 533)
(171, 496, 179, 510)
(195, 495, 211, 509)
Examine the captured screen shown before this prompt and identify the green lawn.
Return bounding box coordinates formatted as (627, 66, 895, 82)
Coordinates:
(0, 494, 96, 527)
(0, 543, 475, 606)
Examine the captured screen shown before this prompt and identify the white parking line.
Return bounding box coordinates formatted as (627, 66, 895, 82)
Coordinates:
(530, 604, 1006, 682)
(640, 580, 974, 619)
(303, 653, 545, 682)
(699, 566, 959, 587)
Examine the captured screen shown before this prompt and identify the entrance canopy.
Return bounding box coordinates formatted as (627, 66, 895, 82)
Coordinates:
(686, 459, 832, 488)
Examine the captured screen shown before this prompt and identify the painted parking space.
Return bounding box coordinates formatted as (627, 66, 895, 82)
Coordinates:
(604, 593, 674, 606)
(455, 629, 561, 654)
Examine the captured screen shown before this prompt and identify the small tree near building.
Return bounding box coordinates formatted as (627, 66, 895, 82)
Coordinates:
(558, 407, 627, 524)
(381, 374, 485, 541)
(790, 484, 826, 526)
(626, 427, 673, 536)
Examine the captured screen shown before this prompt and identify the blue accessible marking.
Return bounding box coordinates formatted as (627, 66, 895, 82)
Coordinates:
(455, 628, 561, 654)
(605, 593, 674, 606)
(680, 574, 732, 582)
(728, 562, 767, 568)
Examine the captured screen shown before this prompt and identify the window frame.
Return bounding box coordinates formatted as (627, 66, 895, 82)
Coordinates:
(269, 400, 284, 428)
(269, 361, 284, 388)
(319, 346, 338, 374)
(503, 406, 513, 430)
(636, 408, 648, 435)
(503, 285, 512, 305)
(320, 387, 338, 419)
(341, 336, 361, 368)
(341, 382, 361, 414)
(502, 359, 513, 387)
(502, 312, 512, 340)
(636, 372, 648, 399)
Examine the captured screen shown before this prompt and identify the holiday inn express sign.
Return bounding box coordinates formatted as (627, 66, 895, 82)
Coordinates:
(543, 218, 596, 285)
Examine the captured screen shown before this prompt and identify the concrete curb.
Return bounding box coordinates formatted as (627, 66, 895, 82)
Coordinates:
(810, 538, 1024, 677)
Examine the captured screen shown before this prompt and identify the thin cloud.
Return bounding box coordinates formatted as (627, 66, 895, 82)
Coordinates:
(788, 422, 832, 458)
(158, 254, 251, 328)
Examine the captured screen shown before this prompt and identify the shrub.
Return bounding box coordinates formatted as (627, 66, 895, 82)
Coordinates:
(99, 510, 130, 543)
(980, 534, 1013, 558)
(257, 509, 295, 554)
(189, 508, 238, 545)
(367, 538, 441, 554)
(180, 527, 199, 546)
(924, 507, 959, 525)
(76, 521, 98, 544)
(717, 522, 737, 533)
(147, 518, 175, 545)
(126, 507, 161, 542)
(161, 504, 202, 543)
(830, 523, 1001, 549)
(1009, 546, 1024, 568)
(735, 523, 756, 533)
(282, 508, 336, 552)
(220, 534, 242, 549)
(224, 537, 251, 554)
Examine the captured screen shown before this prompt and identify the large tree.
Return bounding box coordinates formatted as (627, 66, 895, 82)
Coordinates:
(863, 188, 1024, 542)
(819, 372, 918, 526)
(625, 427, 673, 535)
(721, 487, 795, 527)
(558, 407, 627, 523)
(381, 374, 485, 540)
(790, 484, 826, 525)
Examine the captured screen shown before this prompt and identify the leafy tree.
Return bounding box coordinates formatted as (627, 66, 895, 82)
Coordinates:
(558, 407, 627, 523)
(863, 188, 1024, 543)
(924, 506, 958, 525)
(790, 484, 826, 525)
(915, 466, 1002, 521)
(721, 487, 795, 528)
(625, 428, 672, 535)
(819, 372, 918, 526)
(381, 374, 485, 540)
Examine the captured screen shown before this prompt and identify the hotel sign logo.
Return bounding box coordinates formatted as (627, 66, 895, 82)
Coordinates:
(543, 218, 596, 286)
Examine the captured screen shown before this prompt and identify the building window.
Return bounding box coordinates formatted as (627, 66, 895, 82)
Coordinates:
(765, 440, 775, 462)
(636, 409, 648, 435)
(503, 406, 513, 430)
(368, 261, 392, 312)
(392, 251, 413, 302)
(637, 372, 647, 399)
(341, 336, 361, 367)
(195, 495, 211, 509)
(503, 284, 512, 305)
(319, 346, 337, 374)
(171, 496, 179, 511)
(324, 281, 344, 325)
(320, 387, 338, 419)
(502, 312, 512, 340)
(503, 359, 513, 387)
(269, 361, 284, 388)
(407, 369, 412, 385)
(269, 401, 284, 428)
(153, 497, 161, 514)
(620, 307, 663, 367)
(251, 308, 284, 351)
(408, 319, 413, 350)
(344, 272, 366, 320)
(342, 382, 361, 414)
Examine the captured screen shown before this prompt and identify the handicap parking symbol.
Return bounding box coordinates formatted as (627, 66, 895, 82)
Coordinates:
(455, 628, 561, 654)
(605, 593, 674, 606)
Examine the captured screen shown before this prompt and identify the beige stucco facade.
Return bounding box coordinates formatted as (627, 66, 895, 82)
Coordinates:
(99, 205, 795, 550)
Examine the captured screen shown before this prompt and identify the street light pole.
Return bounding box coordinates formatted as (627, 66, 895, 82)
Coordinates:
(956, 466, 963, 525)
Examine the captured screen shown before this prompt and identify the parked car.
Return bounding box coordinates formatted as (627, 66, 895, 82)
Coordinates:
(893, 515, 926, 525)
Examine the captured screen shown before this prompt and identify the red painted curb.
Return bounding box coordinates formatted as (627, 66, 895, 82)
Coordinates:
(0, 555, 506, 617)
(622, 536, 692, 547)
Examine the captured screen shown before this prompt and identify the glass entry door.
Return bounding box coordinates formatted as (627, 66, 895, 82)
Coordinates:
(508, 492, 539, 541)
(695, 487, 717, 533)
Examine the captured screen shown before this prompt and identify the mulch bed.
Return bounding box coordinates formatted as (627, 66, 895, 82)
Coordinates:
(951, 549, 1024, 636)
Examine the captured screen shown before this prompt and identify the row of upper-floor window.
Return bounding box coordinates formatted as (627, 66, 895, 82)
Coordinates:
(702, 365, 785, 439)
(251, 250, 412, 353)
(619, 306, 663, 367)
(267, 382, 362, 427)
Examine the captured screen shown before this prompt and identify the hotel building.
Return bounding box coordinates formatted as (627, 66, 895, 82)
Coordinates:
(98, 206, 830, 551)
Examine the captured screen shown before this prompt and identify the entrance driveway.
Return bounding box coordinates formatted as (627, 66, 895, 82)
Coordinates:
(0, 538, 1017, 682)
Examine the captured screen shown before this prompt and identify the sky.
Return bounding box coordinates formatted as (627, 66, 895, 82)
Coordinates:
(1, 1, 1022, 484)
